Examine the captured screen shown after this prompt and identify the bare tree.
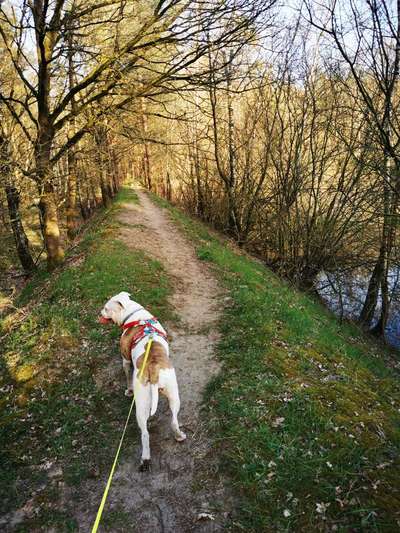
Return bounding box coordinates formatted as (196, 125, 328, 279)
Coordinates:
(0, 129, 36, 272)
(0, 0, 272, 269)
(306, 0, 400, 334)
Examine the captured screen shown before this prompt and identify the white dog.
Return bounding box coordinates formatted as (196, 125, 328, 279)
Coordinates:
(99, 291, 186, 470)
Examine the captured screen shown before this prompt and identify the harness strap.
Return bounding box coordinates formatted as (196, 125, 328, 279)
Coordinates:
(121, 307, 144, 326)
(122, 317, 160, 330)
(122, 318, 167, 353)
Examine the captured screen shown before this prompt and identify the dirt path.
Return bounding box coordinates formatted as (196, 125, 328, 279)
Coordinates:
(80, 191, 231, 531)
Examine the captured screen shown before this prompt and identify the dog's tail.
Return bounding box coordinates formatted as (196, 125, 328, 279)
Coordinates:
(150, 384, 159, 416)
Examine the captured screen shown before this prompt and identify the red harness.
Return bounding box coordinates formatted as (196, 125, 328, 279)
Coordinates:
(121, 318, 167, 353)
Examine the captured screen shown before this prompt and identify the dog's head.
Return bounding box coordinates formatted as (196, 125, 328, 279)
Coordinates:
(99, 291, 132, 326)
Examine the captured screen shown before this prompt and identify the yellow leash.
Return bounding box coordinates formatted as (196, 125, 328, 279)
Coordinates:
(91, 337, 153, 533)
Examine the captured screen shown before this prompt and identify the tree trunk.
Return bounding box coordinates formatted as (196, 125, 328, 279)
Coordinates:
(77, 176, 89, 220)
(371, 276, 389, 337)
(38, 181, 64, 270)
(34, 134, 65, 270)
(106, 171, 114, 199)
(111, 172, 118, 195)
(143, 143, 151, 190)
(66, 28, 80, 240)
(5, 185, 37, 272)
(94, 125, 113, 205)
(359, 248, 385, 327)
(140, 100, 152, 190)
(100, 171, 111, 207)
(32, 0, 64, 271)
(371, 175, 398, 337)
(107, 144, 119, 196)
(226, 189, 240, 240)
(66, 149, 79, 239)
(166, 172, 172, 201)
(194, 143, 205, 218)
(224, 51, 240, 239)
(92, 179, 102, 207)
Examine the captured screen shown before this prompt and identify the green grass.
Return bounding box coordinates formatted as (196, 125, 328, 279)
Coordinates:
(0, 188, 173, 530)
(152, 194, 400, 532)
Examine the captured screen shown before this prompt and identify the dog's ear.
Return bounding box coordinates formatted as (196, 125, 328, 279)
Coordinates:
(114, 291, 131, 308)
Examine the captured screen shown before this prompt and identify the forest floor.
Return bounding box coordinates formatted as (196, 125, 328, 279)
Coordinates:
(1, 188, 400, 532)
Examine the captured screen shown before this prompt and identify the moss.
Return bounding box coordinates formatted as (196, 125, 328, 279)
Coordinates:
(14, 364, 37, 382)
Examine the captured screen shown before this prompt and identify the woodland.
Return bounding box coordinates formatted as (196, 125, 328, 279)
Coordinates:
(2, 3, 400, 531)
(1, 0, 400, 341)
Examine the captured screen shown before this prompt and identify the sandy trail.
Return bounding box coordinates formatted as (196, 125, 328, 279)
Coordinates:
(80, 190, 230, 532)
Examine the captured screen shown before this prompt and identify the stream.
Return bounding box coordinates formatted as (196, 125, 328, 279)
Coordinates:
(316, 268, 400, 350)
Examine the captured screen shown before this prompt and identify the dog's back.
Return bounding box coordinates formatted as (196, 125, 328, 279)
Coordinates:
(136, 341, 172, 384)
(121, 326, 172, 385)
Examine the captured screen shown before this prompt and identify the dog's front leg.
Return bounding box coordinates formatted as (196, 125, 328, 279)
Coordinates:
(122, 358, 133, 397)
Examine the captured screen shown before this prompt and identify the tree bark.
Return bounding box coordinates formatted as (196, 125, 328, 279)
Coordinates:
(224, 51, 240, 239)
(143, 143, 151, 190)
(66, 149, 79, 239)
(94, 125, 113, 206)
(140, 100, 152, 190)
(77, 176, 89, 220)
(359, 248, 385, 327)
(66, 27, 80, 240)
(38, 181, 64, 270)
(5, 185, 37, 273)
(112, 173, 119, 195)
(371, 175, 398, 337)
(33, 0, 64, 270)
(166, 172, 172, 201)
(100, 170, 111, 207)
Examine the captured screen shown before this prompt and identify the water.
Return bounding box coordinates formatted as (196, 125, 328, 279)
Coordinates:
(316, 269, 400, 349)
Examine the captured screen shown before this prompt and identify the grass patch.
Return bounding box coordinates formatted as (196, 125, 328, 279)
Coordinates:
(0, 188, 172, 530)
(153, 193, 400, 532)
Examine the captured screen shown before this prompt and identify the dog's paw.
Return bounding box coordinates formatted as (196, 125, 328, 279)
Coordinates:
(124, 388, 133, 397)
(174, 431, 187, 442)
(139, 459, 151, 472)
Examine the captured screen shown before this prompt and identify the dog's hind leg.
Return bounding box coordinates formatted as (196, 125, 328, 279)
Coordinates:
(122, 358, 133, 397)
(135, 381, 152, 471)
(165, 376, 186, 442)
(136, 412, 151, 471)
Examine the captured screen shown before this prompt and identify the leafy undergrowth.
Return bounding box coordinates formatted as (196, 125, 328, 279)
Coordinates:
(0, 189, 172, 532)
(153, 195, 400, 532)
